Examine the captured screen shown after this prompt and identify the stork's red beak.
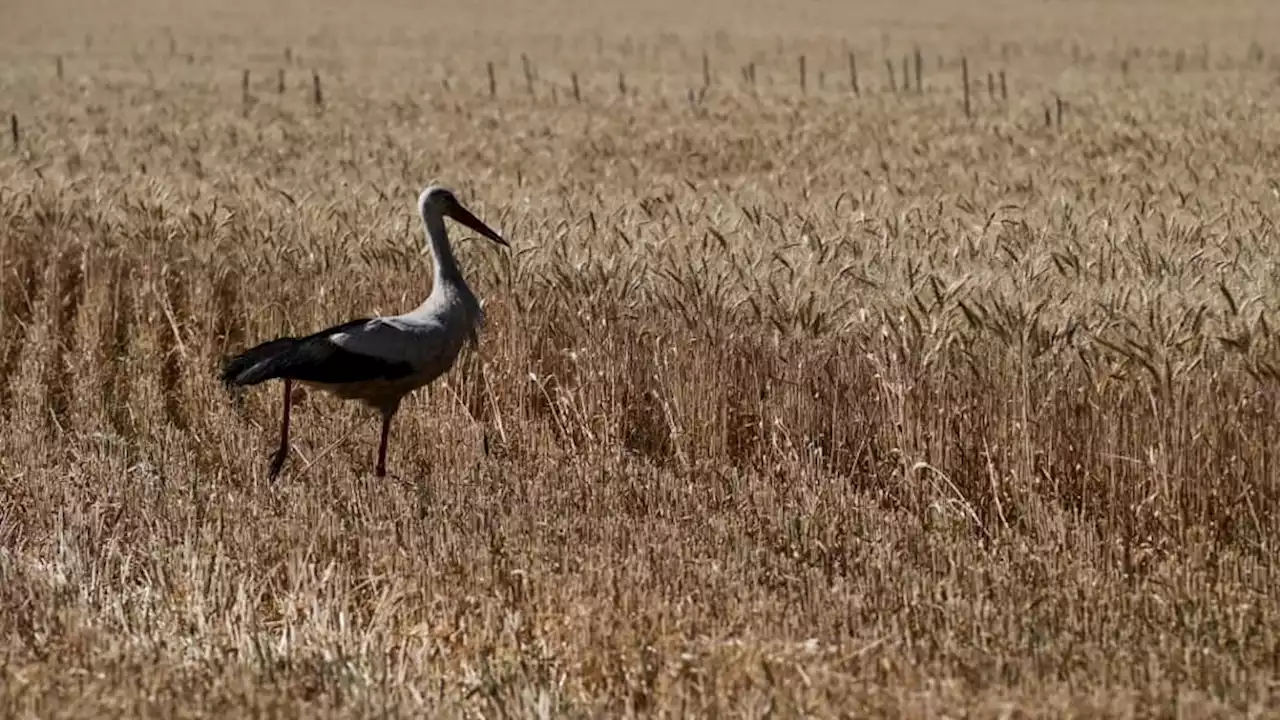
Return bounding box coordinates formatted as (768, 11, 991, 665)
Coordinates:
(449, 204, 508, 247)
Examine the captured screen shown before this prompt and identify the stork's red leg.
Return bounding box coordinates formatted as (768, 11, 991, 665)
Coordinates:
(268, 379, 292, 480)
(376, 409, 395, 477)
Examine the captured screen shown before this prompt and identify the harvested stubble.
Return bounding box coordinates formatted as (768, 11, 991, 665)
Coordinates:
(2, 0, 1280, 716)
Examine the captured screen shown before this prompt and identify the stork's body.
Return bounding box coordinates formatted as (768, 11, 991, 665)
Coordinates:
(221, 186, 507, 479)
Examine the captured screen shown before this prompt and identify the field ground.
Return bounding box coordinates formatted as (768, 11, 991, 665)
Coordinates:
(4, 0, 1280, 716)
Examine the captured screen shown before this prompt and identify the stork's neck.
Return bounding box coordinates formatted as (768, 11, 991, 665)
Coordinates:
(424, 211, 467, 292)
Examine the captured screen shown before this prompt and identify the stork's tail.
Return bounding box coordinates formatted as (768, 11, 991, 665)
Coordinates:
(220, 337, 300, 388)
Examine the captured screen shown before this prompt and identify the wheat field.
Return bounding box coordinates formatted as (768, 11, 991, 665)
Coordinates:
(3, 0, 1280, 716)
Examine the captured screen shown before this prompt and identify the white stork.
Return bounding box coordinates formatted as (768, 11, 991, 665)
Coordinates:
(221, 186, 508, 479)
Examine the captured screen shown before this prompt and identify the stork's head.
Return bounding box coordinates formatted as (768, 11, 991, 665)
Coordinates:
(418, 186, 508, 248)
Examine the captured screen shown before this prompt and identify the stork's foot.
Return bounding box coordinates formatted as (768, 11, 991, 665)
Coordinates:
(268, 446, 288, 480)
(376, 468, 412, 486)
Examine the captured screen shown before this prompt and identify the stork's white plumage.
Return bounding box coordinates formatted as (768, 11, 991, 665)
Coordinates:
(221, 186, 508, 479)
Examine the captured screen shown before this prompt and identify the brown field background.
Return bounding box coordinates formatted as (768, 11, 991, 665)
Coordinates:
(4, 0, 1280, 716)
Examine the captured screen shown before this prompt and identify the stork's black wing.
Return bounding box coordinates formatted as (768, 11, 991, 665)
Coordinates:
(221, 318, 415, 387)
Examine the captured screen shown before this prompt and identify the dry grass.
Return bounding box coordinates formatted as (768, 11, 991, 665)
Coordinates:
(4, 0, 1280, 716)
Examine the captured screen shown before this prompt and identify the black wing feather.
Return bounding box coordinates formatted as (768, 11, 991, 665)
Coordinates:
(221, 318, 415, 387)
